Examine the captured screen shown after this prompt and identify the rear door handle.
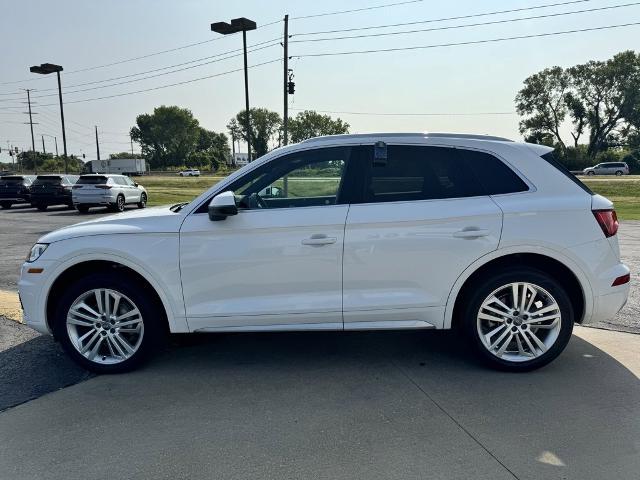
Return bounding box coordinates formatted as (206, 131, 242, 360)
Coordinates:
(453, 228, 490, 239)
(302, 234, 337, 246)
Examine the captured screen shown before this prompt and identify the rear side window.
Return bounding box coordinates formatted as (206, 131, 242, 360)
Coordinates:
(540, 151, 593, 195)
(78, 176, 108, 185)
(461, 149, 529, 195)
(113, 177, 127, 186)
(363, 145, 484, 203)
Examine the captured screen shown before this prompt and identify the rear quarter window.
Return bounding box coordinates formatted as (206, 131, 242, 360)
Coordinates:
(540, 151, 593, 195)
(460, 149, 529, 195)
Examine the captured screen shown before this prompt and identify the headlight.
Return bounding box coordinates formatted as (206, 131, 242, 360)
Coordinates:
(26, 243, 48, 263)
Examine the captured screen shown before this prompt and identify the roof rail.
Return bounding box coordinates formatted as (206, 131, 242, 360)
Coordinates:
(300, 132, 513, 143)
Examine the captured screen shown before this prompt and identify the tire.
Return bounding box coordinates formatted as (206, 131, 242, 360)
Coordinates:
(67, 203, 75, 210)
(137, 193, 147, 209)
(0, 201, 12, 209)
(462, 267, 574, 372)
(77, 205, 89, 214)
(52, 271, 164, 373)
(110, 195, 125, 212)
(587, 171, 595, 176)
(36, 204, 47, 211)
(615, 171, 623, 176)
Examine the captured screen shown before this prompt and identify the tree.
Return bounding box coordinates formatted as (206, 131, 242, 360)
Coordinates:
(130, 106, 201, 169)
(229, 108, 282, 159)
(288, 110, 350, 143)
(109, 152, 140, 159)
(191, 127, 230, 170)
(516, 51, 640, 160)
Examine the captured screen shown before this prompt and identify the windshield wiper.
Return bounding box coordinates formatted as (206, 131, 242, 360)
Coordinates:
(170, 202, 189, 212)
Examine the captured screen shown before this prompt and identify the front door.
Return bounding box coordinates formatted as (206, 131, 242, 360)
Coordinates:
(179, 146, 357, 331)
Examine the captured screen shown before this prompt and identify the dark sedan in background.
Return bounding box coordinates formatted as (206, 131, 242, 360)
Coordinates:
(29, 175, 79, 210)
(0, 175, 36, 209)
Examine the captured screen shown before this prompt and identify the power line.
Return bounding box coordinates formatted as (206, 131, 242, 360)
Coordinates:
(34, 37, 282, 93)
(291, 0, 425, 20)
(293, 0, 591, 36)
(294, 21, 640, 57)
(30, 41, 281, 99)
(36, 59, 281, 107)
(291, 2, 639, 43)
(290, 108, 516, 116)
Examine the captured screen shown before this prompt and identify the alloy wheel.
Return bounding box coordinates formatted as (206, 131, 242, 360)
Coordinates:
(66, 288, 144, 365)
(476, 282, 562, 363)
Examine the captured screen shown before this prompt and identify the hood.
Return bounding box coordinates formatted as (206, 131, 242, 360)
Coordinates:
(39, 205, 184, 243)
(583, 166, 594, 171)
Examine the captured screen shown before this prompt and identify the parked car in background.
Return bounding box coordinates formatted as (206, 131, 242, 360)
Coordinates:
(29, 174, 78, 210)
(19, 133, 629, 374)
(72, 174, 147, 213)
(179, 169, 200, 177)
(583, 162, 629, 176)
(0, 175, 35, 209)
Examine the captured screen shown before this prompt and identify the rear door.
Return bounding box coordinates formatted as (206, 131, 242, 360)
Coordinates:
(342, 144, 506, 329)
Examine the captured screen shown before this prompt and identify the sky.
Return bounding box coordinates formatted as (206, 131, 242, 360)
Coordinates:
(1, 0, 639, 164)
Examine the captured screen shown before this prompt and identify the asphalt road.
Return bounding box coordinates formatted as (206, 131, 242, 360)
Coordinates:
(0, 325, 638, 480)
(1, 204, 638, 332)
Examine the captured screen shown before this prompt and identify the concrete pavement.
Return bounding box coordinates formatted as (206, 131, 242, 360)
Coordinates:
(0, 326, 638, 480)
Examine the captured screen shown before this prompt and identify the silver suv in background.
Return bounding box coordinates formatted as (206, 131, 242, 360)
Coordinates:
(72, 174, 147, 213)
(583, 162, 629, 176)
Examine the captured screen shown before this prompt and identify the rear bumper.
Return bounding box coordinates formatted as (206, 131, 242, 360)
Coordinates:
(30, 194, 72, 205)
(73, 192, 117, 205)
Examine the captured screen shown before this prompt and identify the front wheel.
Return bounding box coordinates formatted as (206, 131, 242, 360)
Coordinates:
(463, 268, 573, 372)
(36, 204, 47, 211)
(137, 193, 147, 209)
(52, 272, 163, 373)
(0, 201, 12, 209)
(615, 170, 623, 176)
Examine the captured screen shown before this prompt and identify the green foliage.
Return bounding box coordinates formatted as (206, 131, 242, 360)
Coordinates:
(229, 108, 282, 159)
(130, 105, 201, 169)
(109, 152, 139, 159)
(516, 51, 640, 159)
(195, 128, 230, 170)
(288, 110, 350, 143)
(14, 151, 84, 172)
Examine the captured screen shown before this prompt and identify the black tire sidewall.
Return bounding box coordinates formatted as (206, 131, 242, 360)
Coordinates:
(0, 202, 11, 209)
(138, 193, 147, 208)
(463, 267, 574, 372)
(52, 271, 163, 373)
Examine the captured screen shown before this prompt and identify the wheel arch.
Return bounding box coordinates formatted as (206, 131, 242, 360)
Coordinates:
(446, 248, 592, 330)
(45, 258, 179, 336)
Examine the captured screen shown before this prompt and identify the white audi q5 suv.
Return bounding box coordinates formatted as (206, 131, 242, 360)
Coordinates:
(19, 133, 630, 373)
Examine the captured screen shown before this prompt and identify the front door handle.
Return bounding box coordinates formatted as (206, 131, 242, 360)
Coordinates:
(453, 228, 490, 239)
(302, 234, 337, 246)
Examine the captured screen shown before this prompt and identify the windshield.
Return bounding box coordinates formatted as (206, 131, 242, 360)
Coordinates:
(78, 176, 108, 185)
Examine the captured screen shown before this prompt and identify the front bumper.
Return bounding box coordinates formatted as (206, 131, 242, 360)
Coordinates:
(18, 259, 58, 335)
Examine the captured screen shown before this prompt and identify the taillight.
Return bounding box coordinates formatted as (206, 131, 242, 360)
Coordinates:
(593, 209, 619, 238)
(612, 273, 630, 286)
(96, 185, 112, 189)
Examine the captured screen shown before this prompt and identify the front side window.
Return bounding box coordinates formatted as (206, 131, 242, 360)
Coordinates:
(227, 147, 351, 210)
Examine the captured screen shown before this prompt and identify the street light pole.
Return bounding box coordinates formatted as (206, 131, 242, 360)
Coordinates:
(26, 89, 36, 152)
(30, 63, 68, 173)
(56, 71, 68, 173)
(211, 17, 257, 162)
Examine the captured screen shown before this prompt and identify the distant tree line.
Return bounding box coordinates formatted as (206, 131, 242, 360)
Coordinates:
(516, 50, 640, 171)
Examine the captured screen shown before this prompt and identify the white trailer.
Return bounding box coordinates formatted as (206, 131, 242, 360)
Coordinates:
(87, 158, 146, 175)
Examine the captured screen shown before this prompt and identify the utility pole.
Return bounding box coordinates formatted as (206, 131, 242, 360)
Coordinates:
(41, 135, 46, 154)
(130, 135, 134, 155)
(25, 89, 36, 152)
(241, 29, 252, 162)
(95, 126, 101, 161)
(283, 14, 289, 146)
(54, 137, 58, 157)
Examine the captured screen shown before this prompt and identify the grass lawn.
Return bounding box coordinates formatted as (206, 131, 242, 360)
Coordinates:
(141, 174, 640, 220)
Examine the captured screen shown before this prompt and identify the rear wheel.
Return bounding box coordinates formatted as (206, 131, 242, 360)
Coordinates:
(0, 201, 12, 209)
(137, 193, 147, 209)
(52, 272, 163, 373)
(615, 170, 623, 176)
(587, 171, 595, 176)
(463, 267, 573, 372)
(77, 205, 89, 214)
(110, 195, 125, 212)
(36, 204, 47, 211)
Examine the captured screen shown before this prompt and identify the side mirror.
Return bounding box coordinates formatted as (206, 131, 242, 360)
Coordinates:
(208, 190, 238, 221)
(134, 182, 139, 187)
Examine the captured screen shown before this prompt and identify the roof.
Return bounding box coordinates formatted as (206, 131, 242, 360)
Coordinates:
(300, 132, 514, 144)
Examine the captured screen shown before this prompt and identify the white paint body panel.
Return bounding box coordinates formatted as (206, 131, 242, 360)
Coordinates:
(17, 133, 629, 337)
